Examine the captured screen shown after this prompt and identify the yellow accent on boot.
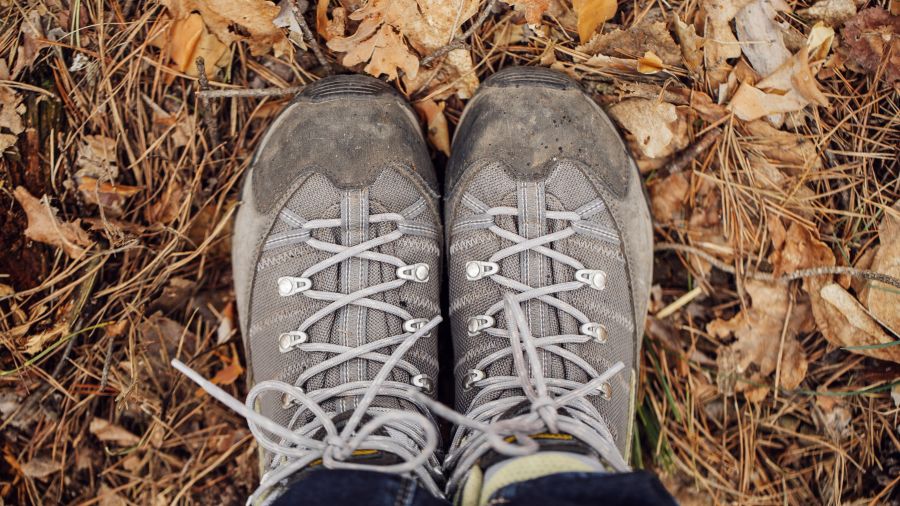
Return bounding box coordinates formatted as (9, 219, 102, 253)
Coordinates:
(458, 464, 483, 506)
(477, 453, 598, 506)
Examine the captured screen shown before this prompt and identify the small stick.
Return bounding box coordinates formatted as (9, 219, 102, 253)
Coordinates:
(195, 57, 221, 147)
(291, 0, 333, 74)
(197, 86, 306, 99)
(664, 127, 722, 175)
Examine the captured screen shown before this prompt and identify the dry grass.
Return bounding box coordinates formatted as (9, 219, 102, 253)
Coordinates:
(0, 0, 898, 504)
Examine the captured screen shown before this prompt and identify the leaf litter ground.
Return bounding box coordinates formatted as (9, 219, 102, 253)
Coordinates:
(0, 0, 898, 504)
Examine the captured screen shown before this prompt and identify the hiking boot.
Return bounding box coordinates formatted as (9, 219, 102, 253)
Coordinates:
(442, 67, 653, 498)
(174, 74, 445, 502)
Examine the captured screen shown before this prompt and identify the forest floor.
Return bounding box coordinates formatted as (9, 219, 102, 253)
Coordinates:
(1, 0, 898, 504)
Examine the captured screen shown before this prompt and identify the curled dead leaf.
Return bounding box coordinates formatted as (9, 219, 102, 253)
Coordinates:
(817, 283, 900, 362)
(572, 0, 617, 42)
(801, 0, 857, 26)
(89, 418, 141, 446)
(14, 186, 94, 259)
(503, 0, 551, 25)
(637, 51, 664, 73)
(151, 13, 230, 77)
(413, 99, 451, 156)
(673, 14, 704, 74)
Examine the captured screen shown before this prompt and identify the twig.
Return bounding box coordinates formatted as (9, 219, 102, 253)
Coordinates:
(195, 57, 221, 147)
(655, 242, 900, 290)
(663, 127, 722, 175)
(421, 0, 497, 68)
(291, 0, 333, 74)
(197, 86, 306, 99)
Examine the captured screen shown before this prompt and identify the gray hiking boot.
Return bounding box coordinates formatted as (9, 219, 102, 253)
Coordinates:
(174, 74, 445, 503)
(442, 67, 653, 499)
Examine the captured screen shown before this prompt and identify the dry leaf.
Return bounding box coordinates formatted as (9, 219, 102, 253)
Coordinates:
(673, 14, 704, 74)
(317, 0, 347, 41)
(838, 7, 900, 83)
(608, 99, 687, 158)
(160, 13, 231, 77)
(273, 0, 309, 49)
(14, 186, 93, 259)
(735, 0, 791, 77)
(0, 85, 26, 153)
(649, 172, 690, 223)
(817, 283, 900, 362)
(728, 33, 831, 121)
(637, 51, 664, 73)
(77, 177, 143, 214)
(161, 0, 290, 56)
(709, 279, 812, 400)
(21, 457, 60, 480)
(76, 135, 118, 179)
(572, 0, 617, 42)
(865, 201, 900, 332)
(743, 120, 822, 171)
(414, 99, 451, 156)
(503, 0, 551, 25)
(577, 19, 682, 67)
(24, 322, 68, 355)
(11, 11, 49, 79)
(802, 0, 857, 26)
(702, 0, 755, 83)
(89, 418, 141, 446)
(211, 345, 244, 387)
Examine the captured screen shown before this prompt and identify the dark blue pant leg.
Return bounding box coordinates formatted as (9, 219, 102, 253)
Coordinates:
(273, 469, 678, 506)
(271, 469, 448, 506)
(488, 471, 679, 506)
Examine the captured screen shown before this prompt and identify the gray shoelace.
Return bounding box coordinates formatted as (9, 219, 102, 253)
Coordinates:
(174, 208, 443, 505)
(424, 196, 628, 494)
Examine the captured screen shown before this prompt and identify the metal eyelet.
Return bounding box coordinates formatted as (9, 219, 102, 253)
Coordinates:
(598, 382, 612, 400)
(278, 276, 312, 296)
(463, 369, 486, 390)
(575, 269, 607, 291)
(465, 261, 499, 281)
(467, 315, 495, 336)
(396, 263, 430, 283)
(403, 318, 431, 336)
(580, 322, 608, 344)
(278, 331, 308, 353)
(280, 389, 304, 409)
(411, 374, 434, 394)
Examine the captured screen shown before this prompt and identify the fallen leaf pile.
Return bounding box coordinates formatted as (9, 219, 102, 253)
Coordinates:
(155, 0, 292, 77)
(326, 0, 481, 97)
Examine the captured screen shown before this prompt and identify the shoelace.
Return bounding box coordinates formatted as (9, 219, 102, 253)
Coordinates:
(415, 294, 627, 495)
(174, 205, 443, 505)
(427, 195, 629, 494)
